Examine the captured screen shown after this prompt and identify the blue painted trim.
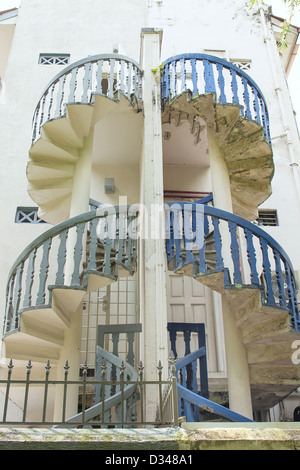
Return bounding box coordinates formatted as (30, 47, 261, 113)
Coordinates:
(163, 53, 266, 103)
(176, 384, 254, 422)
(161, 53, 271, 144)
(167, 202, 294, 272)
(165, 201, 300, 331)
(33, 53, 142, 112)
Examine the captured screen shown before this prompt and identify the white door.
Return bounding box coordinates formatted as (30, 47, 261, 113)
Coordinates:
(167, 272, 223, 373)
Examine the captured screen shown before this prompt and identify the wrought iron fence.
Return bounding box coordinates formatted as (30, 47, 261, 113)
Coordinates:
(0, 358, 179, 428)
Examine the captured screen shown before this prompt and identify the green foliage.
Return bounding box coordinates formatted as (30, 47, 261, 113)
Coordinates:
(249, 0, 300, 50)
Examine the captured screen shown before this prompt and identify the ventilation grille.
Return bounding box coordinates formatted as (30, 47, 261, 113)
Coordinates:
(256, 210, 278, 227)
(39, 54, 70, 65)
(15, 207, 46, 224)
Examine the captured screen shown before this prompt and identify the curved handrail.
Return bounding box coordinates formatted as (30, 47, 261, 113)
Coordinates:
(161, 53, 271, 144)
(62, 347, 138, 426)
(177, 383, 254, 423)
(175, 347, 254, 422)
(165, 202, 300, 331)
(4, 205, 138, 335)
(32, 53, 143, 143)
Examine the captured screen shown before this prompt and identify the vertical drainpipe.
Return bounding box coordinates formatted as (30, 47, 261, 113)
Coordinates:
(259, 6, 300, 208)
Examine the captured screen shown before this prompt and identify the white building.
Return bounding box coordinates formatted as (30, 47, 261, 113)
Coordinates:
(0, 0, 299, 426)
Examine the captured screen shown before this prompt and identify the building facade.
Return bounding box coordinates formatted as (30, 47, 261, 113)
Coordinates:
(0, 0, 299, 425)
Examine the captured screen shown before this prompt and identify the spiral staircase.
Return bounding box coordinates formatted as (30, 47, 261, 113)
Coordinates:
(1, 52, 300, 426)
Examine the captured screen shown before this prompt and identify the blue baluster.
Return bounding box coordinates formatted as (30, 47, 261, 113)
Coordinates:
(197, 324, 208, 399)
(96, 59, 103, 94)
(180, 57, 186, 92)
(71, 222, 85, 286)
(166, 62, 171, 101)
(230, 68, 239, 104)
(36, 238, 52, 305)
(171, 60, 177, 98)
(183, 206, 194, 265)
(260, 238, 275, 305)
(169, 330, 177, 359)
(190, 58, 198, 96)
(244, 228, 259, 285)
(211, 216, 224, 271)
(23, 248, 37, 308)
(55, 229, 68, 285)
(87, 218, 98, 271)
(283, 261, 299, 329)
(13, 261, 24, 329)
(273, 249, 286, 308)
(242, 76, 252, 120)
(216, 63, 226, 104)
(165, 205, 172, 262)
(228, 221, 242, 285)
(173, 208, 183, 270)
(252, 86, 261, 125)
(193, 205, 206, 274)
(203, 59, 215, 93)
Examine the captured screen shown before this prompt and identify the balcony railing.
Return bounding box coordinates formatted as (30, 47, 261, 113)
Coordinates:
(161, 53, 271, 145)
(32, 54, 143, 143)
(165, 202, 300, 332)
(4, 206, 138, 336)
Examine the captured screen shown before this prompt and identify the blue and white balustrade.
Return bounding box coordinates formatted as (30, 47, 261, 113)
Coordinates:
(165, 201, 300, 332)
(32, 54, 143, 144)
(4, 205, 138, 336)
(161, 53, 271, 145)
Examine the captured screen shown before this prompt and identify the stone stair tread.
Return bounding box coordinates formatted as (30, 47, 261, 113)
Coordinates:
(29, 138, 78, 162)
(27, 160, 75, 182)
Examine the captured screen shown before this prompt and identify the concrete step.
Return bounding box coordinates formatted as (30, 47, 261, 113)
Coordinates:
(29, 138, 78, 164)
(2, 262, 135, 362)
(37, 193, 72, 224)
(27, 161, 75, 183)
(42, 116, 84, 149)
(3, 331, 61, 363)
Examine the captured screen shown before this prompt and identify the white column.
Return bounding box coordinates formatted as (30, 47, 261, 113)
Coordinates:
(139, 28, 169, 421)
(207, 123, 253, 419)
(222, 297, 253, 419)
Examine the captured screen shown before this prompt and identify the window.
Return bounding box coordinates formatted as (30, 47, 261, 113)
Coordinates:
(256, 210, 278, 227)
(15, 207, 46, 224)
(39, 54, 70, 65)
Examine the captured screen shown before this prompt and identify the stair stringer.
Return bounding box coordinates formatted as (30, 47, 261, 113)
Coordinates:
(188, 268, 300, 411)
(55, 346, 139, 428)
(27, 93, 143, 225)
(2, 266, 134, 364)
(162, 91, 273, 221)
